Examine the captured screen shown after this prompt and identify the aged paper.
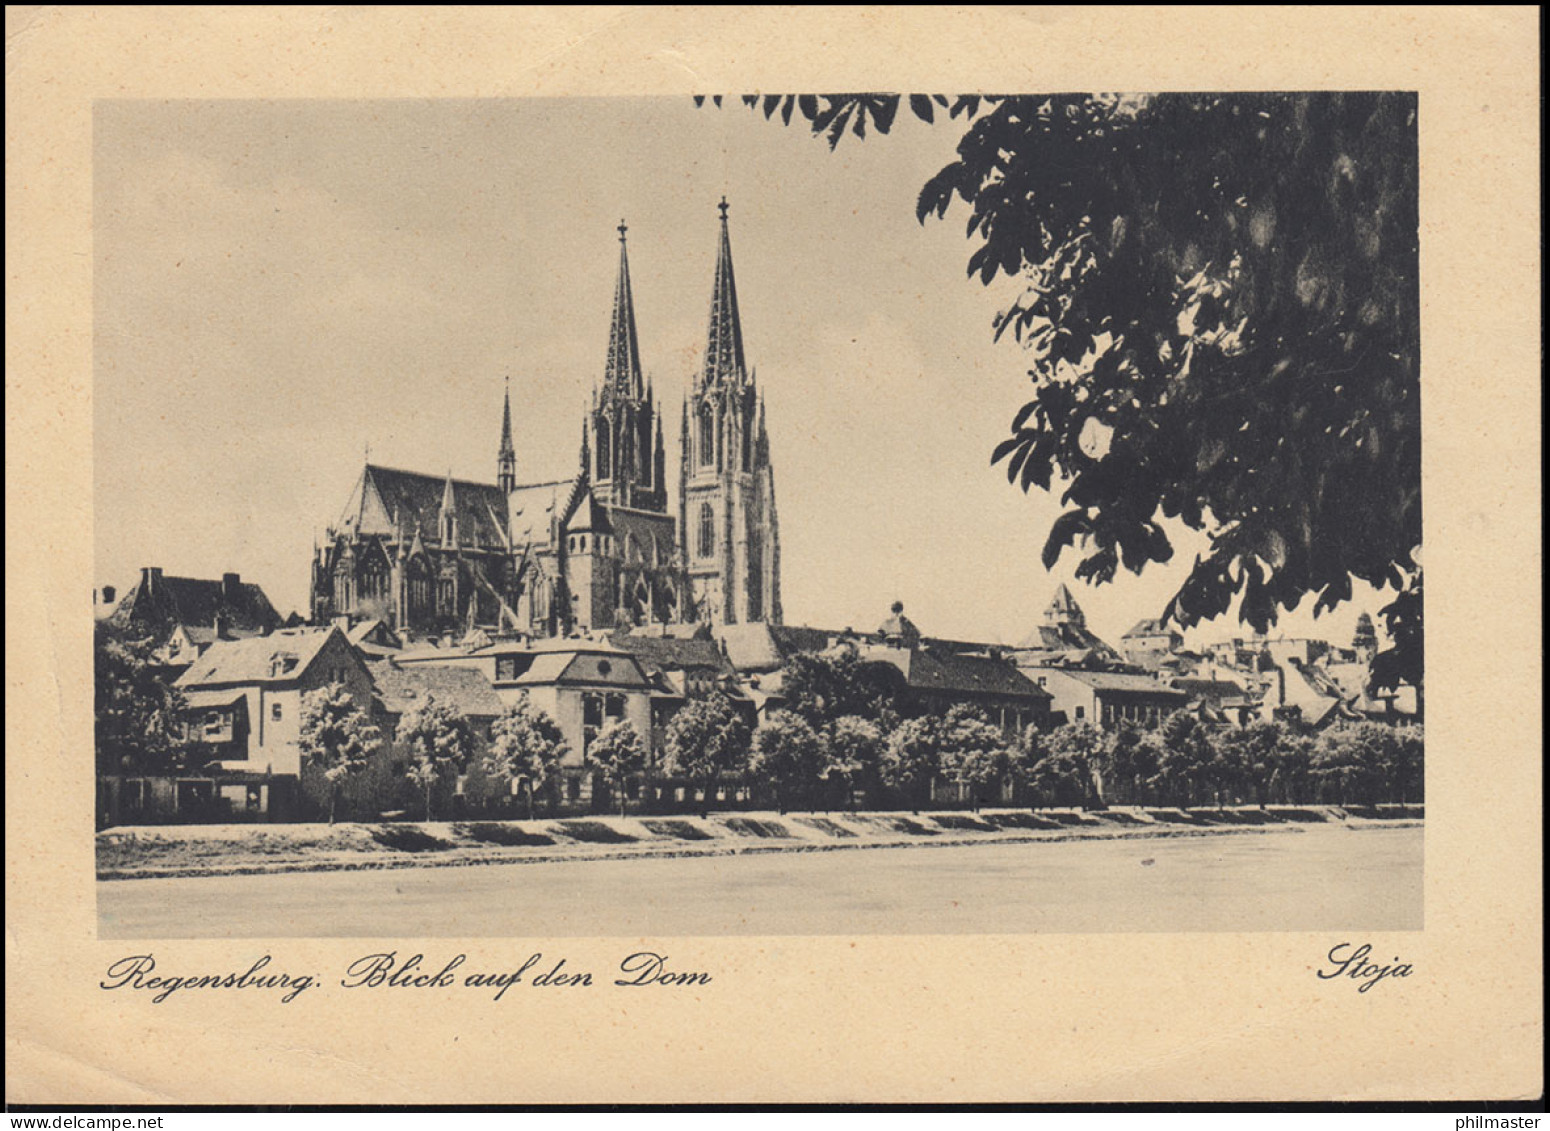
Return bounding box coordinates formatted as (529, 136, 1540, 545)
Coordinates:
(6, 6, 1541, 1103)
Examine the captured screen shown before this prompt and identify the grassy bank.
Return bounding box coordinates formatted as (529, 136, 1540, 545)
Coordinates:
(97, 805, 1423, 881)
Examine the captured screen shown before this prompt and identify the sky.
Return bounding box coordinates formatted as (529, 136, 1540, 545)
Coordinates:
(93, 97, 1392, 650)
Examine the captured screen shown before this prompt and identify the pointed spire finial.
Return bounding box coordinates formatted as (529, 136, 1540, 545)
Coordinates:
(701, 198, 747, 390)
(718, 196, 729, 222)
(603, 222, 645, 398)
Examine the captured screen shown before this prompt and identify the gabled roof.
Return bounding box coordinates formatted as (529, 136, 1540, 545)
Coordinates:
(1123, 617, 1179, 639)
(896, 650, 1052, 702)
(713, 623, 842, 672)
(1016, 623, 1117, 655)
(112, 571, 282, 636)
(1040, 669, 1190, 696)
(355, 464, 510, 548)
(176, 626, 345, 688)
(507, 478, 575, 545)
(1170, 677, 1249, 703)
(565, 488, 612, 534)
(369, 659, 505, 720)
(507, 647, 653, 690)
(608, 631, 734, 677)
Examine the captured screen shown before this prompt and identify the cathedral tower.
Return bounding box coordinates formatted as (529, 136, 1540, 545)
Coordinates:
(679, 200, 782, 626)
(590, 221, 668, 514)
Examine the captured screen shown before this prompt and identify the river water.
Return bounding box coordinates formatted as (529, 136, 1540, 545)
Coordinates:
(98, 824, 1421, 938)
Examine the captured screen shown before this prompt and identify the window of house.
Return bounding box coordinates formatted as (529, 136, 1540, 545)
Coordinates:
(271, 702, 283, 722)
(583, 694, 603, 728)
(698, 502, 715, 558)
(1037, 676, 1047, 686)
(568, 777, 582, 802)
(1075, 706, 1085, 720)
(605, 693, 625, 719)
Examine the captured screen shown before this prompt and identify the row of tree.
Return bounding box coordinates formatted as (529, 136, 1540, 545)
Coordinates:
(299, 678, 1423, 823)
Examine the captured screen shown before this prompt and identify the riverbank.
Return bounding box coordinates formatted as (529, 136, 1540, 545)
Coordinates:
(97, 804, 1422, 881)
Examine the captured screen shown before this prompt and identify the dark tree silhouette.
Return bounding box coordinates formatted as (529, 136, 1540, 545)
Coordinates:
(706, 91, 1420, 682)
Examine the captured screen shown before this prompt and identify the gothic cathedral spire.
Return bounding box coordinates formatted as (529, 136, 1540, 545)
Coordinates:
(681, 198, 781, 627)
(497, 377, 516, 493)
(700, 196, 748, 391)
(604, 220, 644, 400)
(589, 220, 666, 514)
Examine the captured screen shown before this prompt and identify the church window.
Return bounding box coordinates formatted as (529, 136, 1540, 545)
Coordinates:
(741, 418, 752, 470)
(697, 502, 715, 558)
(699, 403, 715, 466)
(596, 422, 611, 481)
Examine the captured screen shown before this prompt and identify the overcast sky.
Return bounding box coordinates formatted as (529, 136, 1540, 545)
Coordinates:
(94, 97, 1390, 649)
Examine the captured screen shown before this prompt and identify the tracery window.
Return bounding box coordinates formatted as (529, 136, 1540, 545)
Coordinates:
(697, 502, 715, 559)
(699, 403, 715, 466)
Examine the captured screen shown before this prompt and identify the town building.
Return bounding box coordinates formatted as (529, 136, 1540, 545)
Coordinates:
(1120, 617, 1184, 670)
(1011, 584, 1122, 667)
(310, 204, 782, 643)
(102, 566, 284, 668)
(1026, 667, 1189, 729)
(96, 625, 379, 823)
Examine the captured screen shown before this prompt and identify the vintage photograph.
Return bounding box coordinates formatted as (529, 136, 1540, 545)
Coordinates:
(92, 93, 1423, 939)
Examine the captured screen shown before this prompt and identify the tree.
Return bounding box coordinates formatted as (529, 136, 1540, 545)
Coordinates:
(1216, 721, 1284, 809)
(1311, 725, 1382, 807)
(1099, 723, 1162, 806)
(398, 693, 476, 821)
(782, 648, 905, 731)
(880, 715, 940, 813)
(1389, 724, 1424, 805)
(663, 692, 750, 815)
(1155, 712, 1216, 807)
(299, 682, 382, 824)
(935, 704, 1011, 810)
(1029, 722, 1104, 808)
(588, 721, 646, 818)
(713, 92, 1421, 682)
(749, 711, 823, 814)
(822, 715, 884, 810)
(94, 621, 191, 775)
(485, 693, 569, 819)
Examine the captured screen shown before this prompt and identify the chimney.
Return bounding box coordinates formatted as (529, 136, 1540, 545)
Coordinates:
(222, 572, 241, 602)
(100, 584, 116, 605)
(141, 567, 162, 596)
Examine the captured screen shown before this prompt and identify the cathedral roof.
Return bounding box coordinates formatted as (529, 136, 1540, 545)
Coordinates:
(700, 198, 748, 390)
(603, 222, 645, 399)
(346, 464, 509, 547)
(507, 478, 576, 545)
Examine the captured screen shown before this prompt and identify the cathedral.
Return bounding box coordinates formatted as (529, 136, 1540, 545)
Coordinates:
(311, 202, 782, 640)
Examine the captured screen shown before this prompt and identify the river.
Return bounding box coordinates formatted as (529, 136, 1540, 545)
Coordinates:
(97, 824, 1421, 938)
